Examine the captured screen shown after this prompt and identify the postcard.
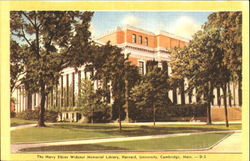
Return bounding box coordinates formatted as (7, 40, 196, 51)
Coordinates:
(0, 1, 249, 161)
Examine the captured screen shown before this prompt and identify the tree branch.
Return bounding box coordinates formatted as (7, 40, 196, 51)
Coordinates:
(21, 11, 36, 28)
(20, 26, 32, 47)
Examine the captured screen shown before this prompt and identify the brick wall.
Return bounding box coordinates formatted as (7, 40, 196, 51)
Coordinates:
(211, 107, 242, 121)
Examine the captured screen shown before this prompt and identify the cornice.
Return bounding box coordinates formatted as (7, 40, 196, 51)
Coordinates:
(156, 30, 190, 42)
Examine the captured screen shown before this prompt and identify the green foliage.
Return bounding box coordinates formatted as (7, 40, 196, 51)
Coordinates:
(76, 79, 111, 122)
(169, 12, 242, 126)
(90, 42, 128, 122)
(16, 110, 58, 122)
(10, 11, 94, 126)
(10, 40, 24, 93)
(88, 104, 111, 123)
(130, 60, 172, 123)
(16, 110, 38, 120)
(205, 12, 242, 81)
(11, 112, 16, 118)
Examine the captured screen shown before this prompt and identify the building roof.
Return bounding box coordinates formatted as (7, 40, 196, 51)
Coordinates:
(95, 25, 190, 43)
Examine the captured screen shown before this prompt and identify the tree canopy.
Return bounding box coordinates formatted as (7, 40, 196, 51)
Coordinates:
(169, 11, 242, 126)
(10, 11, 94, 126)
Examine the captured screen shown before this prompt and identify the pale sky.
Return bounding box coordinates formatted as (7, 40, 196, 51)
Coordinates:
(91, 11, 212, 39)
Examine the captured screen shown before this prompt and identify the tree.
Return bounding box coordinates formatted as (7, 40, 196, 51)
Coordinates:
(90, 42, 127, 131)
(170, 28, 230, 125)
(10, 40, 24, 94)
(10, 11, 94, 127)
(130, 60, 172, 125)
(124, 61, 141, 122)
(169, 12, 242, 127)
(205, 12, 242, 127)
(205, 12, 242, 81)
(77, 79, 110, 123)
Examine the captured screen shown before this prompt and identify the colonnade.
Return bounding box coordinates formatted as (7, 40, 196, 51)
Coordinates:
(13, 67, 242, 119)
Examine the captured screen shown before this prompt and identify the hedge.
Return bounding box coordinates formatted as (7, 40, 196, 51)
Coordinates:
(16, 110, 59, 122)
(129, 104, 207, 122)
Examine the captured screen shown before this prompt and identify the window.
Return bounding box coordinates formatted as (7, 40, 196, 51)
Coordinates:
(139, 35, 142, 44)
(132, 34, 136, 43)
(144, 37, 148, 46)
(138, 61, 145, 75)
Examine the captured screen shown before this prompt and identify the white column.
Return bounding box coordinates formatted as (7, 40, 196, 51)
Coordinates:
(16, 88, 19, 113)
(232, 82, 236, 106)
(234, 81, 239, 106)
(168, 66, 172, 76)
(36, 93, 39, 108)
(168, 90, 173, 103)
(75, 72, 78, 95)
(81, 70, 85, 79)
(177, 88, 181, 104)
(213, 87, 218, 106)
(21, 88, 24, 112)
(32, 94, 34, 110)
(229, 82, 233, 106)
(192, 88, 196, 103)
(19, 88, 22, 113)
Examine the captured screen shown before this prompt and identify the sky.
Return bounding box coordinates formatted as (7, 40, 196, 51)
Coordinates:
(91, 11, 213, 39)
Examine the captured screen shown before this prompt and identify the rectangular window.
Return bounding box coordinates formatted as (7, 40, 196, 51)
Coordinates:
(138, 61, 144, 75)
(132, 34, 136, 43)
(139, 35, 142, 44)
(145, 37, 148, 46)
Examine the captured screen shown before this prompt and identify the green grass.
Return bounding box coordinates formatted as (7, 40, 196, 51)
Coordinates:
(11, 118, 36, 127)
(20, 133, 230, 152)
(11, 122, 241, 144)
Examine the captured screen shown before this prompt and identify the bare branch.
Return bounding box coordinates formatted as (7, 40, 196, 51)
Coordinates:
(21, 25, 32, 47)
(21, 11, 36, 28)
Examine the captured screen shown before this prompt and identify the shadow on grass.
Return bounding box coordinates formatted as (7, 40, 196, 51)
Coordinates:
(100, 126, 240, 137)
(11, 123, 20, 127)
(53, 124, 118, 130)
(20, 144, 128, 152)
(51, 123, 241, 137)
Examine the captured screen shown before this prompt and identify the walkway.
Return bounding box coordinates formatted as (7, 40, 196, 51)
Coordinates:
(11, 130, 241, 153)
(208, 132, 242, 153)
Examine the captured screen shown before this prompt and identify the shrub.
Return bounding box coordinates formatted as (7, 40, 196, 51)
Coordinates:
(88, 104, 112, 123)
(45, 111, 59, 122)
(16, 110, 38, 120)
(16, 110, 58, 122)
(10, 111, 16, 118)
(129, 104, 207, 122)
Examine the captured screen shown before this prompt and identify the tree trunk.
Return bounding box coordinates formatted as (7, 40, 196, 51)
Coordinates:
(207, 103, 212, 124)
(222, 84, 229, 127)
(206, 82, 213, 125)
(38, 83, 46, 127)
(27, 91, 32, 111)
(153, 105, 156, 126)
(92, 107, 94, 124)
(124, 72, 130, 123)
(118, 102, 122, 132)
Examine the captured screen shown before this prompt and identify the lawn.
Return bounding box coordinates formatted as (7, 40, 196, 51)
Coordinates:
(11, 122, 241, 144)
(20, 133, 230, 152)
(11, 118, 37, 127)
